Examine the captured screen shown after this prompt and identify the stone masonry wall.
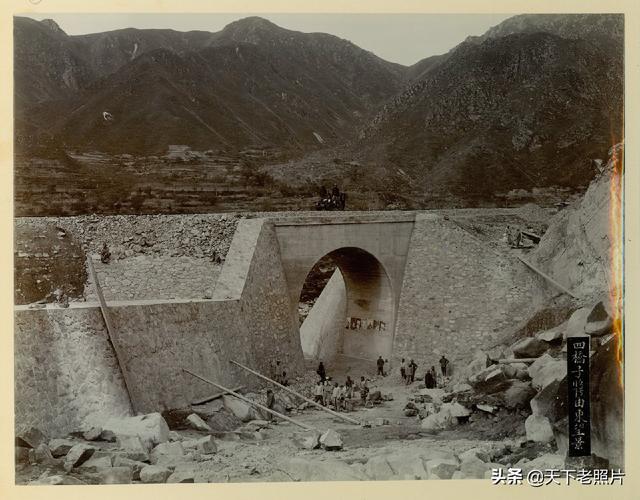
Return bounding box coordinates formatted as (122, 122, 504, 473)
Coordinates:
(299, 269, 347, 361)
(107, 299, 256, 413)
(14, 305, 133, 437)
(234, 220, 305, 378)
(14, 217, 305, 427)
(87, 255, 222, 301)
(393, 213, 552, 374)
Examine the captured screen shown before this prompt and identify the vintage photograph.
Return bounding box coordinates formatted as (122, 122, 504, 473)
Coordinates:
(12, 11, 624, 486)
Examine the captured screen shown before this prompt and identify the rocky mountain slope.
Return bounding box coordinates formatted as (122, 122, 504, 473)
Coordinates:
(358, 14, 623, 199)
(15, 16, 404, 154)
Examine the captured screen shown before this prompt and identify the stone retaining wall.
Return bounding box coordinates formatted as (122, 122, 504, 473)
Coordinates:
(14, 218, 305, 433)
(87, 255, 221, 301)
(14, 305, 133, 437)
(393, 213, 553, 374)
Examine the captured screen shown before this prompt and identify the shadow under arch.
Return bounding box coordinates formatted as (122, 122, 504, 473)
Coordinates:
(298, 246, 396, 361)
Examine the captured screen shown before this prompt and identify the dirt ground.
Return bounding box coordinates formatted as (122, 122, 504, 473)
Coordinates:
(16, 355, 532, 484)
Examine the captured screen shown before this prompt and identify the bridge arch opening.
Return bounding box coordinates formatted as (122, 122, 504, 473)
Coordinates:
(298, 247, 395, 362)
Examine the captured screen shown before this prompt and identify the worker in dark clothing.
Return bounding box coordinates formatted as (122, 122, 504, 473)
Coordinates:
(345, 376, 354, 399)
(266, 389, 276, 421)
(317, 361, 326, 382)
(407, 359, 418, 384)
(332, 184, 340, 197)
(100, 242, 111, 264)
(280, 371, 289, 387)
(439, 355, 449, 377)
(425, 367, 436, 388)
(376, 356, 385, 376)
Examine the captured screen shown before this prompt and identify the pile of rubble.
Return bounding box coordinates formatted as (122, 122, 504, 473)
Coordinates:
(16, 213, 241, 262)
(399, 295, 620, 469)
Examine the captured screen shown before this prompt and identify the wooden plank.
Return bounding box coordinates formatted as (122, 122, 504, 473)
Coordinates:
(230, 360, 361, 425)
(191, 386, 244, 406)
(87, 258, 137, 412)
(182, 368, 316, 431)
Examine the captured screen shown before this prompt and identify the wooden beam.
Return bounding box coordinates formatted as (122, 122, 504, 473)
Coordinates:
(521, 230, 541, 243)
(87, 257, 137, 412)
(517, 256, 579, 299)
(191, 386, 244, 406)
(497, 358, 538, 364)
(182, 368, 316, 431)
(230, 360, 361, 425)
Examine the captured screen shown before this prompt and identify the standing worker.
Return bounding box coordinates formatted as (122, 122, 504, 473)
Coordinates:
(376, 356, 385, 376)
(265, 389, 276, 421)
(407, 359, 418, 384)
(314, 381, 324, 405)
(400, 358, 407, 381)
(317, 361, 326, 382)
(439, 355, 449, 377)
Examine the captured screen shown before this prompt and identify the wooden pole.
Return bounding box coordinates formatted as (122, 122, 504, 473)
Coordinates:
(230, 359, 361, 425)
(181, 368, 315, 431)
(87, 257, 137, 412)
(517, 256, 579, 299)
(191, 386, 244, 406)
(497, 358, 538, 364)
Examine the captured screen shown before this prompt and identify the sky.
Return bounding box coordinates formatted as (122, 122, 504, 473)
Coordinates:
(21, 13, 513, 65)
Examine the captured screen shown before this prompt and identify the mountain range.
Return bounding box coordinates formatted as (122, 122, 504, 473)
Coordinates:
(14, 13, 624, 201)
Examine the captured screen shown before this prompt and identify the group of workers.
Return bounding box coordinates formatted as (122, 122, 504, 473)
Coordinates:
(399, 355, 450, 388)
(314, 361, 370, 410)
(315, 185, 346, 211)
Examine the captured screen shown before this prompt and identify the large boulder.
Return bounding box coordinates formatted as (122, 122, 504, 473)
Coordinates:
(49, 439, 75, 457)
(140, 465, 171, 483)
(421, 405, 455, 431)
(222, 395, 254, 421)
(585, 301, 613, 336)
(167, 469, 196, 483)
(512, 338, 549, 358)
(536, 325, 564, 343)
(149, 442, 185, 466)
(15, 427, 47, 449)
(528, 354, 567, 390)
(292, 430, 321, 450)
(525, 415, 554, 443)
(195, 435, 217, 454)
(319, 429, 343, 451)
(34, 444, 62, 467)
(449, 402, 471, 418)
(102, 413, 169, 450)
(64, 444, 96, 470)
(530, 379, 563, 418)
(503, 380, 536, 409)
(565, 307, 590, 338)
(116, 435, 150, 461)
(113, 456, 147, 480)
(186, 414, 212, 432)
(426, 459, 459, 479)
